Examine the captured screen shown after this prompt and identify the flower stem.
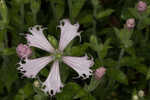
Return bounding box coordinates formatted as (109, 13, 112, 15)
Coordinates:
(116, 48, 125, 69)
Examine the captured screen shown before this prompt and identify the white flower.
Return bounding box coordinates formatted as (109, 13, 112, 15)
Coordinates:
(17, 19, 94, 96)
(42, 60, 63, 95)
(62, 55, 93, 79)
(18, 56, 54, 78)
(58, 19, 81, 51)
(26, 25, 55, 53)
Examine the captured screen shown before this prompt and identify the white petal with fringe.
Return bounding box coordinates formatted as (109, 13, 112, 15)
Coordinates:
(58, 19, 81, 51)
(18, 56, 53, 78)
(26, 25, 54, 53)
(42, 60, 63, 96)
(62, 55, 94, 79)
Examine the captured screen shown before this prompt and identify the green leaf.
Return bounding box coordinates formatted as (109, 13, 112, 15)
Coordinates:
(90, 35, 100, 51)
(107, 68, 128, 85)
(33, 94, 47, 100)
(78, 13, 93, 24)
(0, 0, 8, 22)
(84, 77, 101, 92)
(146, 68, 150, 80)
(120, 56, 147, 74)
(22, 83, 34, 98)
(137, 18, 150, 30)
(99, 39, 112, 59)
(14, 95, 24, 100)
(0, 56, 18, 91)
(81, 94, 96, 100)
(48, 35, 58, 48)
(40, 68, 49, 77)
(56, 82, 81, 100)
(91, 0, 99, 7)
(103, 58, 117, 68)
(73, 89, 87, 99)
(1, 47, 16, 55)
(128, 8, 139, 19)
(70, 43, 89, 56)
(114, 28, 133, 48)
(50, 0, 65, 20)
(96, 9, 114, 19)
(60, 63, 70, 83)
(68, 0, 86, 18)
(34, 95, 42, 100)
(30, 0, 41, 14)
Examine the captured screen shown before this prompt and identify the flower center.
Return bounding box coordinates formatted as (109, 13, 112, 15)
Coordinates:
(54, 49, 63, 60)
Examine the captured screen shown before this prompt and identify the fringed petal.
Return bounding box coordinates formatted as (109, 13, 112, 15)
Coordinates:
(62, 55, 94, 79)
(58, 19, 81, 51)
(18, 56, 54, 78)
(26, 25, 55, 53)
(42, 60, 63, 96)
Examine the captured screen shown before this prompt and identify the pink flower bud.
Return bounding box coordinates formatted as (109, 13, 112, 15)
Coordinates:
(137, 1, 147, 12)
(125, 18, 135, 30)
(16, 44, 32, 58)
(94, 67, 106, 80)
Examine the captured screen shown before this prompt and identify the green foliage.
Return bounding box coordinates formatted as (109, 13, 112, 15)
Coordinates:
(114, 28, 133, 48)
(48, 35, 58, 48)
(96, 9, 114, 19)
(107, 68, 128, 85)
(50, 0, 65, 20)
(1, 0, 150, 100)
(68, 0, 86, 19)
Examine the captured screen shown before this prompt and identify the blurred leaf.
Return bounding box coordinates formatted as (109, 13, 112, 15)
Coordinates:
(22, 83, 34, 98)
(90, 35, 99, 51)
(40, 68, 49, 77)
(56, 82, 81, 100)
(103, 58, 117, 68)
(78, 13, 93, 24)
(114, 28, 133, 48)
(107, 68, 128, 85)
(128, 8, 139, 19)
(80, 94, 96, 100)
(99, 39, 112, 59)
(68, 0, 86, 18)
(137, 18, 150, 30)
(0, 56, 18, 91)
(146, 68, 150, 80)
(0, 0, 8, 22)
(96, 9, 114, 19)
(1, 47, 16, 55)
(60, 63, 70, 83)
(14, 95, 24, 100)
(120, 56, 147, 74)
(91, 0, 99, 7)
(84, 77, 101, 92)
(70, 43, 89, 56)
(73, 89, 87, 99)
(50, 0, 65, 20)
(33, 94, 47, 100)
(30, 0, 41, 14)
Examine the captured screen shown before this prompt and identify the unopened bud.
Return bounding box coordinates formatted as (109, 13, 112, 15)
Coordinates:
(125, 18, 135, 30)
(138, 90, 144, 97)
(16, 44, 32, 58)
(94, 67, 106, 80)
(34, 80, 40, 88)
(137, 1, 147, 12)
(132, 95, 139, 100)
